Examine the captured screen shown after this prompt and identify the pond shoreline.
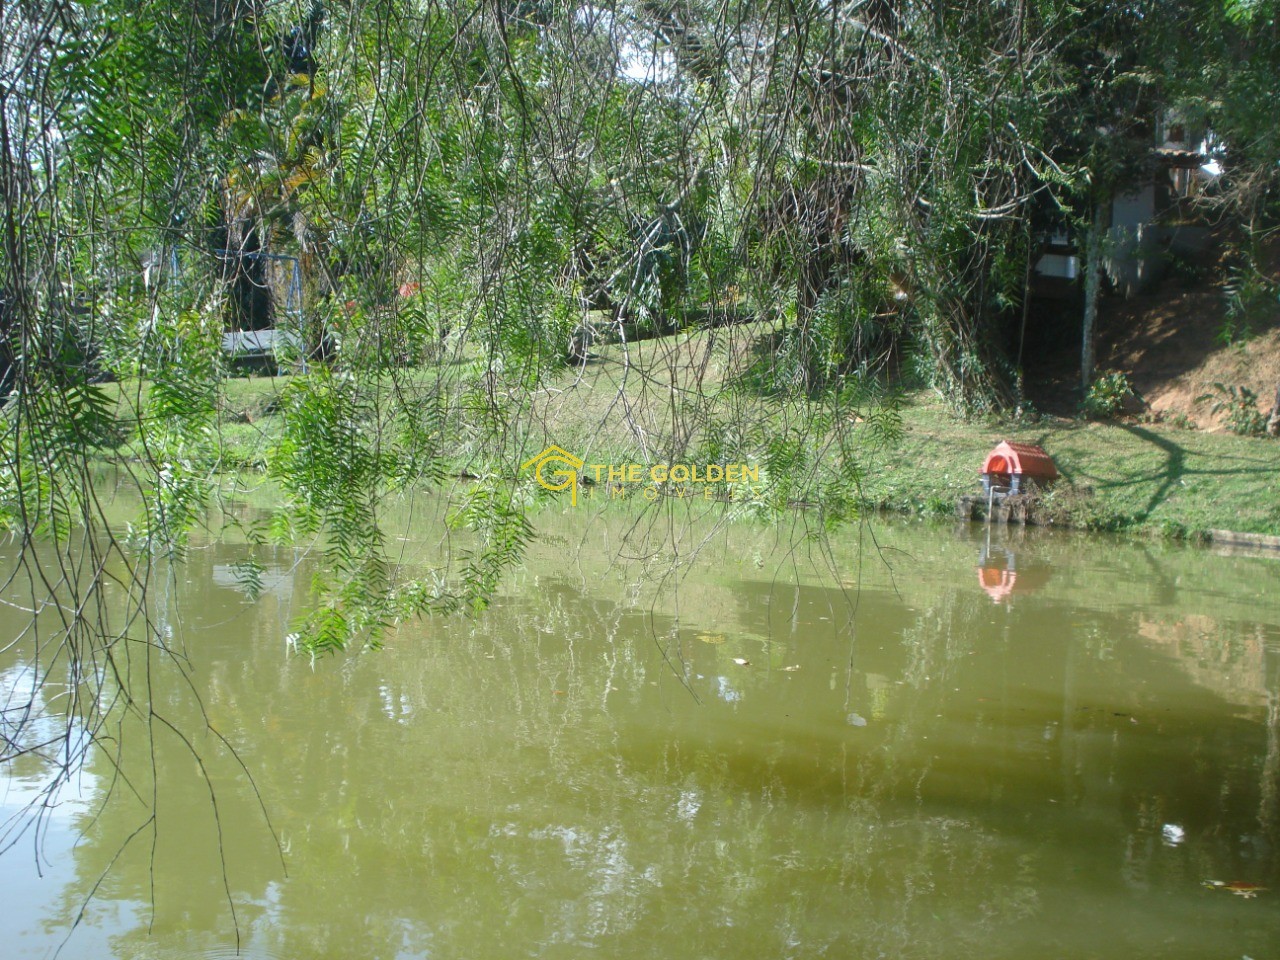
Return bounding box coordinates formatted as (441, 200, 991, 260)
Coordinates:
(98, 345, 1280, 545)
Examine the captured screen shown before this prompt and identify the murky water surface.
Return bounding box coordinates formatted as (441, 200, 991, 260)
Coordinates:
(2, 502, 1278, 959)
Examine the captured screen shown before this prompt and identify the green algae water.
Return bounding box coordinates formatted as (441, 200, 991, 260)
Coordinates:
(1, 503, 1278, 959)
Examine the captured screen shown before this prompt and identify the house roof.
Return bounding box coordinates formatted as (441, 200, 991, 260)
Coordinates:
(1153, 147, 1209, 169)
(981, 441, 1059, 482)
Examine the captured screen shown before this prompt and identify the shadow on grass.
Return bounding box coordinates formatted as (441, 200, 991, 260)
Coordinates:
(1118, 424, 1187, 520)
(1081, 423, 1275, 523)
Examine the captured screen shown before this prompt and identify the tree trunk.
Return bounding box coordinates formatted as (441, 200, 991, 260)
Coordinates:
(1081, 201, 1108, 392)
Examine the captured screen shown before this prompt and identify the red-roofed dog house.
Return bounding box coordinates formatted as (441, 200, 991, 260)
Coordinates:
(980, 441, 1058, 499)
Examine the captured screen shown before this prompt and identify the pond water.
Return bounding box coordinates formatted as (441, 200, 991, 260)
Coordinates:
(1, 500, 1279, 959)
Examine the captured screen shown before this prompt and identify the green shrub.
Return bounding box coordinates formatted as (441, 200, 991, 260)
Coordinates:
(1082, 371, 1135, 419)
(1197, 382, 1267, 437)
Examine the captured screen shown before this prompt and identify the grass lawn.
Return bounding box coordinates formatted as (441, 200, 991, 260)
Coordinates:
(864, 394, 1280, 536)
(98, 321, 1280, 539)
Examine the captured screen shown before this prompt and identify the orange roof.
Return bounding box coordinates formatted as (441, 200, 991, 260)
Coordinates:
(980, 441, 1058, 482)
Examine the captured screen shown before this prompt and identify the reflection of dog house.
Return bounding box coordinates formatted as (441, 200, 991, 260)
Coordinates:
(980, 441, 1058, 499)
(976, 544, 1052, 604)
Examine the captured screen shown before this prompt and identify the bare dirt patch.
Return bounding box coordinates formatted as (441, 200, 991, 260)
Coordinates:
(1096, 284, 1280, 430)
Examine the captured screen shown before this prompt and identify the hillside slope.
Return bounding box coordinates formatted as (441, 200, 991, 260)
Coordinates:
(1098, 285, 1280, 431)
(1094, 239, 1280, 432)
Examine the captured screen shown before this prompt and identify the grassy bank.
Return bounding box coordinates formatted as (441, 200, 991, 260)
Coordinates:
(102, 322, 1280, 540)
(859, 396, 1280, 536)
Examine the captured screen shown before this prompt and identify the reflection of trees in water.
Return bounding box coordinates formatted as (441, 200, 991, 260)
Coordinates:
(896, 578, 1280, 942)
(0, 658, 99, 874)
(424, 605, 1038, 958)
(36, 547, 1034, 957)
(0, 661, 88, 789)
(1132, 612, 1280, 856)
(0, 522, 303, 960)
(18, 529, 1280, 958)
(1258, 628, 1280, 848)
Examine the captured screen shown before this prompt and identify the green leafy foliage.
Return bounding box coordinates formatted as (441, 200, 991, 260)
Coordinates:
(1197, 382, 1269, 436)
(1083, 372, 1137, 420)
(3, 0, 1279, 666)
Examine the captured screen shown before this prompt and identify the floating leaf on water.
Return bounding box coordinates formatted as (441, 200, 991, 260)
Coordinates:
(697, 633, 726, 644)
(847, 713, 868, 727)
(731, 657, 751, 666)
